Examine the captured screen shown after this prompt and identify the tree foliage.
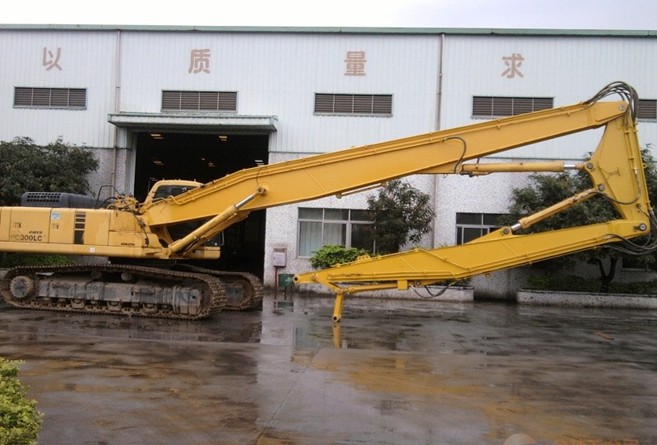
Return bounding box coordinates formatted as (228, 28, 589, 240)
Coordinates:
(367, 180, 435, 254)
(0, 137, 99, 206)
(0, 358, 42, 445)
(504, 148, 657, 292)
(0, 137, 98, 267)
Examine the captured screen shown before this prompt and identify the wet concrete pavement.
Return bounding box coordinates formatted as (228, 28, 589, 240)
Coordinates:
(1, 294, 656, 445)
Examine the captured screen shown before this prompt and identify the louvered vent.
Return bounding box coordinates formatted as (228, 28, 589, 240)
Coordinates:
(162, 91, 237, 111)
(14, 87, 86, 108)
(314, 94, 392, 115)
(472, 96, 553, 117)
(638, 99, 657, 120)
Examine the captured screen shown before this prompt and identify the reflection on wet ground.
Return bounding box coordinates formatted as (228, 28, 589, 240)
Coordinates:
(1, 294, 656, 444)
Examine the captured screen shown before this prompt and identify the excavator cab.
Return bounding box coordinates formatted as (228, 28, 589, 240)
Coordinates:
(142, 179, 224, 248)
(143, 179, 204, 206)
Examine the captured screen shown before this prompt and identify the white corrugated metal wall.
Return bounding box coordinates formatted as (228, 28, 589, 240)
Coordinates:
(440, 34, 657, 157)
(118, 32, 440, 152)
(0, 29, 117, 146)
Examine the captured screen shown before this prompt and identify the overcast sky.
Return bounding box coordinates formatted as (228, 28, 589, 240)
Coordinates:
(2, 0, 656, 30)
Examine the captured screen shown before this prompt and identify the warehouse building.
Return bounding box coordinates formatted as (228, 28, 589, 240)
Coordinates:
(1, 25, 656, 297)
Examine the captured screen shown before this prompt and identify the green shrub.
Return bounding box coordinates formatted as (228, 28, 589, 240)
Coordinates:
(0, 253, 75, 269)
(526, 274, 657, 295)
(309, 245, 370, 270)
(0, 358, 42, 445)
(609, 280, 657, 295)
(526, 274, 599, 293)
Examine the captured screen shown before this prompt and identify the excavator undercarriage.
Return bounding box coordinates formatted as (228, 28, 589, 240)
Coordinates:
(0, 263, 263, 320)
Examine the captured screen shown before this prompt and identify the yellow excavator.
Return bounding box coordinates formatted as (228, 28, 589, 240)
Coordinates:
(0, 82, 653, 321)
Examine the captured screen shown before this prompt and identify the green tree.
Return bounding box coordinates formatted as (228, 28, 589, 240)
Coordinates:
(0, 137, 98, 267)
(504, 148, 657, 292)
(367, 179, 435, 254)
(0, 137, 99, 206)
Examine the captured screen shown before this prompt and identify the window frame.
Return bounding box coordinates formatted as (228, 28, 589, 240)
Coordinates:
(297, 207, 373, 257)
(455, 212, 506, 244)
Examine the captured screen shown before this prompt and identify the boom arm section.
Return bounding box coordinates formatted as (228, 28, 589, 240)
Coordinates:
(141, 86, 637, 255)
(293, 82, 655, 321)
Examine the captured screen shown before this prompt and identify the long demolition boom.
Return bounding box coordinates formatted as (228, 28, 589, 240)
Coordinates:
(140, 83, 647, 259)
(292, 82, 655, 321)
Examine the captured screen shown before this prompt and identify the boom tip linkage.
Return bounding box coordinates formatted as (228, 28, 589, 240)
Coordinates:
(585, 81, 639, 121)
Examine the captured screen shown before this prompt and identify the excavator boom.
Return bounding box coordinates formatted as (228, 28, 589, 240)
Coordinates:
(293, 82, 654, 321)
(141, 95, 633, 232)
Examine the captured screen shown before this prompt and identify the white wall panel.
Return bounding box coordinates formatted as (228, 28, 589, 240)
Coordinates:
(118, 32, 440, 153)
(440, 34, 657, 159)
(0, 30, 117, 147)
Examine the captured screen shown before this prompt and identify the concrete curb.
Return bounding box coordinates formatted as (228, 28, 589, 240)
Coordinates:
(291, 283, 474, 302)
(517, 289, 657, 309)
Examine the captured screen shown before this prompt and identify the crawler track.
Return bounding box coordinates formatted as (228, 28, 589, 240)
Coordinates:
(0, 264, 227, 320)
(171, 264, 264, 311)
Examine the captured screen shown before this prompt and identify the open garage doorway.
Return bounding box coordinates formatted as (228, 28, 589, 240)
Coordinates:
(134, 132, 269, 278)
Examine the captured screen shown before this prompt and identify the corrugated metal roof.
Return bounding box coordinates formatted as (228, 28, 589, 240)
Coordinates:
(108, 113, 278, 133)
(0, 24, 655, 37)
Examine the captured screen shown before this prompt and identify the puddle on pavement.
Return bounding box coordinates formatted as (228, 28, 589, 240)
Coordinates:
(1, 298, 656, 444)
(305, 346, 651, 443)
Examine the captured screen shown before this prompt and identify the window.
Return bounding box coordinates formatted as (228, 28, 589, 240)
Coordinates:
(637, 99, 657, 120)
(456, 212, 505, 244)
(298, 208, 373, 257)
(14, 87, 86, 109)
(162, 90, 237, 111)
(472, 96, 553, 118)
(314, 94, 392, 115)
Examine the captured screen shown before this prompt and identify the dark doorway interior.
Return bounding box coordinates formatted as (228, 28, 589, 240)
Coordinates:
(134, 132, 269, 277)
